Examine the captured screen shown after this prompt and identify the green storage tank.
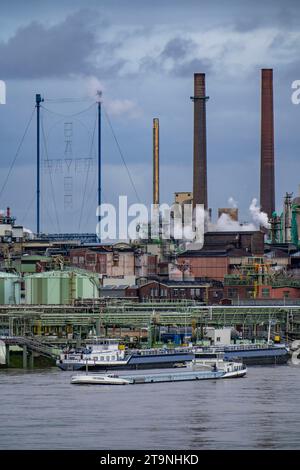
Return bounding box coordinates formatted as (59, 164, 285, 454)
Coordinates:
(25, 270, 99, 305)
(0, 272, 21, 305)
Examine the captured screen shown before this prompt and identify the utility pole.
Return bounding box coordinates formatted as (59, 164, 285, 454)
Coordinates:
(97, 91, 102, 242)
(36, 93, 44, 235)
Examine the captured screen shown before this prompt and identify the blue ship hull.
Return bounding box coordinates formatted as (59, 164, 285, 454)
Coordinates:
(223, 346, 289, 365)
(58, 351, 195, 371)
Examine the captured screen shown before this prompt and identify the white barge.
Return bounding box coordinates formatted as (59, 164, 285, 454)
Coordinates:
(71, 361, 247, 385)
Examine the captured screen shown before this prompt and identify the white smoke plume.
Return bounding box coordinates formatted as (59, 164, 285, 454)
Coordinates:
(106, 99, 141, 118)
(228, 197, 238, 208)
(207, 197, 270, 231)
(85, 76, 105, 99)
(85, 76, 141, 118)
(208, 213, 256, 232)
(249, 198, 271, 229)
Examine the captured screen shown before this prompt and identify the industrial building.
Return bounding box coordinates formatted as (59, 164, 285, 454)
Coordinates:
(0, 69, 300, 308)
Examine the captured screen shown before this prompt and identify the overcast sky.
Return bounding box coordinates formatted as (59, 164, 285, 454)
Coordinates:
(0, 0, 300, 233)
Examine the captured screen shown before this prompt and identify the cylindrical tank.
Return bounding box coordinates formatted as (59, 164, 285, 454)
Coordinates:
(24, 270, 99, 305)
(0, 272, 21, 304)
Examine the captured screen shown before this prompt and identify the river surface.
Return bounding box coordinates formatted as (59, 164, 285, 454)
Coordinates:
(0, 365, 299, 449)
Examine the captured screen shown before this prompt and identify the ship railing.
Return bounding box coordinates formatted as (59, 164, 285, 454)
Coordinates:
(131, 347, 194, 355)
(192, 342, 275, 353)
(220, 343, 270, 352)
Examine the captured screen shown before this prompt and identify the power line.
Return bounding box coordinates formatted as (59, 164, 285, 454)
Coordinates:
(103, 106, 141, 203)
(44, 97, 92, 103)
(41, 111, 61, 233)
(41, 103, 96, 119)
(0, 107, 35, 199)
(85, 170, 98, 229)
(78, 109, 97, 232)
(20, 192, 35, 226)
(40, 184, 56, 234)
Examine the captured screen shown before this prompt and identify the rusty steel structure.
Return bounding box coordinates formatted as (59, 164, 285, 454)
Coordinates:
(191, 73, 209, 210)
(153, 118, 160, 205)
(260, 69, 275, 220)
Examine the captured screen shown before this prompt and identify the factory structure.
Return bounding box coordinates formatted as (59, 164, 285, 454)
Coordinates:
(1, 69, 300, 308)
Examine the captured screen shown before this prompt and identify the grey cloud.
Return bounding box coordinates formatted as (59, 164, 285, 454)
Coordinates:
(233, 17, 263, 33)
(160, 37, 195, 60)
(269, 32, 300, 56)
(0, 9, 125, 79)
(140, 36, 212, 77)
(232, 2, 300, 32)
(173, 58, 213, 77)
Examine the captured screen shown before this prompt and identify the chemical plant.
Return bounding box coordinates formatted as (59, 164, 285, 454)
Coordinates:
(1, 69, 300, 368)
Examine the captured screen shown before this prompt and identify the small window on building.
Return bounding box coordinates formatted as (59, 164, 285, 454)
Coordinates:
(216, 337, 221, 342)
(283, 291, 290, 298)
(79, 256, 84, 264)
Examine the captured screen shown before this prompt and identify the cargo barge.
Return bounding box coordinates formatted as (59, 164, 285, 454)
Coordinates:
(197, 344, 290, 365)
(57, 337, 289, 371)
(71, 361, 247, 385)
(56, 338, 194, 371)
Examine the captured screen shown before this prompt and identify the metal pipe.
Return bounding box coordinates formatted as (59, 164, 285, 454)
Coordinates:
(284, 192, 293, 243)
(153, 118, 159, 206)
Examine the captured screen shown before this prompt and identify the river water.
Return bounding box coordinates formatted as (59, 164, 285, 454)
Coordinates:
(0, 365, 299, 450)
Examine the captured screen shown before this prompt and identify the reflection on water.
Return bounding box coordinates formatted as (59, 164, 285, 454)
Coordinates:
(0, 365, 299, 449)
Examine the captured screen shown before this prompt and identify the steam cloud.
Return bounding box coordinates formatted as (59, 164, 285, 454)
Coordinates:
(249, 198, 271, 229)
(85, 76, 105, 99)
(85, 76, 141, 118)
(228, 197, 238, 208)
(208, 197, 270, 231)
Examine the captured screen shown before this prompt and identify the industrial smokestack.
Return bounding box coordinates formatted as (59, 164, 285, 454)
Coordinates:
(260, 68, 275, 220)
(191, 73, 209, 210)
(153, 118, 159, 205)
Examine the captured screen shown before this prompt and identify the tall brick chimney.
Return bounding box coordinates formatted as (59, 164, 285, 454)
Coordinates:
(260, 68, 275, 219)
(191, 73, 209, 210)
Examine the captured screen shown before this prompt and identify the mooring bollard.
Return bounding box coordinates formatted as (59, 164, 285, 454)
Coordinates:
(5, 344, 10, 367)
(23, 344, 27, 369)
